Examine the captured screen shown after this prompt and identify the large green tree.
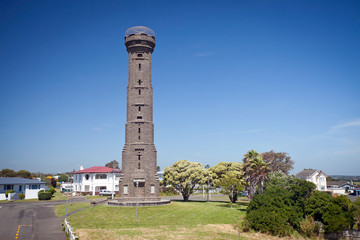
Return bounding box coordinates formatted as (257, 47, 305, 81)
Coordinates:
(163, 160, 206, 201)
(243, 150, 270, 200)
(0, 168, 17, 177)
(209, 162, 244, 203)
(16, 170, 32, 179)
(262, 150, 294, 174)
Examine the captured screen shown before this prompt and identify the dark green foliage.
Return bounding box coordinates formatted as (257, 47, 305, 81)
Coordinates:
(19, 193, 25, 200)
(16, 170, 32, 179)
(245, 187, 298, 236)
(323, 195, 354, 233)
(38, 191, 52, 200)
(304, 190, 332, 222)
(0, 168, 17, 177)
(5, 190, 14, 198)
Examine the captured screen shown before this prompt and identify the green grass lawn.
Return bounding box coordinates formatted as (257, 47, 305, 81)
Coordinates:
(63, 201, 249, 240)
(55, 202, 90, 217)
(85, 195, 109, 200)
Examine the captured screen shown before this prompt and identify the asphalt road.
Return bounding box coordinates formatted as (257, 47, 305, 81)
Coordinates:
(0, 197, 87, 240)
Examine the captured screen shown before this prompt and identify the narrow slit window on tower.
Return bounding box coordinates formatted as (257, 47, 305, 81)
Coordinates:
(139, 64, 141, 70)
(137, 116, 142, 119)
(139, 89, 141, 95)
(138, 135, 141, 140)
(138, 128, 141, 133)
(137, 53, 143, 57)
(138, 106, 141, 111)
(138, 163, 140, 169)
(138, 155, 141, 160)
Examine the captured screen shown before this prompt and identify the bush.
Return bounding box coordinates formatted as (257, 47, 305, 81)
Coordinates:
(49, 187, 55, 195)
(38, 191, 52, 200)
(82, 192, 87, 196)
(19, 193, 25, 200)
(244, 187, 296, 236)
(300, 216, 318, 237)
(5, 190, 14, 198)
(160, 186, 178, 196)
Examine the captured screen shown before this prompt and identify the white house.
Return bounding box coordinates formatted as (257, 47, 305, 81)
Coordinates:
(71, 166, 121, 196)
(0, 177, 46, 200)
(296, 169, 328, 191)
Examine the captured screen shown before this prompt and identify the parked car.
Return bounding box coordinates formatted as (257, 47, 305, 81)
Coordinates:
(99, 190, 113, 196)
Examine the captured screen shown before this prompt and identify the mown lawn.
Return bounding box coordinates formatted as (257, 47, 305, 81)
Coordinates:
(55, 202, 91, 217)
(63, 201, 249, 240)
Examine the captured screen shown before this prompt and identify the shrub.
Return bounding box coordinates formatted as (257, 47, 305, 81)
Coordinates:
(5, 190, 14, 198)
(160, 186, 178, 196)
(82, 192, 87, 196)
(300, 216, 318, 237)
(38, 191, 52, 200)
(19, 193, 25, 200)
(49, 187, 55, 195)
(244, 187, 296, 236)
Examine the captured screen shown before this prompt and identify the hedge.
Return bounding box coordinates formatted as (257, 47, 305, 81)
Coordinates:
(38, 191, 52, 200)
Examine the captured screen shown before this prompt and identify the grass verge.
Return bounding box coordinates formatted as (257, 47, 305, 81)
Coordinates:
(66, 201, 248, 239)
(55, 202, 90, 217)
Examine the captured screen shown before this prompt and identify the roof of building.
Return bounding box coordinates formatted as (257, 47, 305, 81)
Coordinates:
(0, 177, 45, 185)
(295, 169, 328, 180)
(327, 181, 355, 187)
(72, 166, 121, 174)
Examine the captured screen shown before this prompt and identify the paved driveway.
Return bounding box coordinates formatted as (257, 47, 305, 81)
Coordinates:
(0, 197, 87, 240)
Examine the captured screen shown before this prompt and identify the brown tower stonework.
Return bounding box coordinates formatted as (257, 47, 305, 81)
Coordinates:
(118, 26, 160, 201)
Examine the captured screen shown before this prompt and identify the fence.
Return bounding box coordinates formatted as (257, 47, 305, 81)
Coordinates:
(64, 219, 78, 240)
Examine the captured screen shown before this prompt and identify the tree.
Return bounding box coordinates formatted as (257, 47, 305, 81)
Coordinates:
(0, 168, 17, 177)
(243, 150, 270, 200)
(105, 160, 119, 169)
(58, 173, 69, 183)
(50, 178, 57, 188)
(217, 171, 244, 206)
(17, 170, 32, 179)
(157, 166, 161, 172)
(262, 150, 294, 174)
(209, 162, 244, 203)
(304, 191, 332, 222)
(163, 160, 206, 201)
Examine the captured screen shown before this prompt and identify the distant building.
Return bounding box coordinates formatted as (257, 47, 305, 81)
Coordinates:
(327, 181, 355, 195)
(71, 166, 121, 196)
(296, 169, 328, 191)
(0, 177, 45, 200)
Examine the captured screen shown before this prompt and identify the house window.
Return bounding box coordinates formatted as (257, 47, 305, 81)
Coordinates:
(85, 174, 89, 180)
(4, 185, 14, 190)
(95, 174, 107, 179)
(124, 185, 128, 194)
(31, 185, 39, 190)
(151, 185, 155, 194)
(19, 185, 22, 191)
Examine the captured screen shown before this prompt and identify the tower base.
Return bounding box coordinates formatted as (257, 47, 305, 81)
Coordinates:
(108, 198, 170, 207)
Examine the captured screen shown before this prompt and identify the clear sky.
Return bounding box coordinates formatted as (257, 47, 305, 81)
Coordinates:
(1, 1, 359, 175)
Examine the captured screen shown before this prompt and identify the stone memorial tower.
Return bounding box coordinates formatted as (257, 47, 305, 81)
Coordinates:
(117, 26, 160, 202)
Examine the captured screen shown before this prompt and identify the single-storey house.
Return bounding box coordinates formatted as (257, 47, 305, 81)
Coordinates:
(327, 181, 355, 195)
(295, 169, 328, 191)
(70, 166, 122, 196)
(0, 177, 46, 200)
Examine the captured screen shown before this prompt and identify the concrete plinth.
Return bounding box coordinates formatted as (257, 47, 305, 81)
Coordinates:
(108, 199, 170, 207)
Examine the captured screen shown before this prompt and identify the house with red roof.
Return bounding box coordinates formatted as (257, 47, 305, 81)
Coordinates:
(71, 166, 121, 196)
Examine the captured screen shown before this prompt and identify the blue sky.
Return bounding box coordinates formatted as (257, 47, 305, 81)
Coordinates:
(1, 1, 359, 175)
